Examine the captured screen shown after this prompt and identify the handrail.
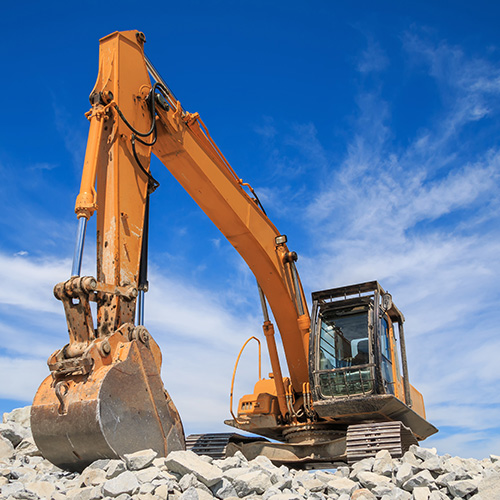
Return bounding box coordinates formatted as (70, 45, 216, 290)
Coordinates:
(230, 336, 262, 423)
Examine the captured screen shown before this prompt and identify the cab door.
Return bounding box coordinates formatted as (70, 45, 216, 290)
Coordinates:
(379, 314, 395, 395)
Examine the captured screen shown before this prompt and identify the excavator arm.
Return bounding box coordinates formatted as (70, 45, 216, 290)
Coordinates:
(31, 30, 312, 470)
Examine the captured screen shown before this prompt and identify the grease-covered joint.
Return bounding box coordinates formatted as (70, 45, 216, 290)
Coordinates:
(283, 251, 298, 264)
(130, 325, 150, 346)
(54, 276, 97, 300)
(63, 341, 88, 359)
(98, 340, 111, 357)
(89, 90, 114, 106)
(121, 284, 138, 300)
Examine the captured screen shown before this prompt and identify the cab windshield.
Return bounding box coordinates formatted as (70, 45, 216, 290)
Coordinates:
(319, 311, 370, 369)
(317, 308, 374, 397)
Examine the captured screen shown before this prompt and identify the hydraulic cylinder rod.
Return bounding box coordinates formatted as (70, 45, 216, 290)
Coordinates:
(71, 217, 88, 277)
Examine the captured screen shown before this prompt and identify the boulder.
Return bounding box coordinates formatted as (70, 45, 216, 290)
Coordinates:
(166, 451, 223, 487)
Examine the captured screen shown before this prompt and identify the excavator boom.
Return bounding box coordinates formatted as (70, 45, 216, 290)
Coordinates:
(31, 30, 310, 470)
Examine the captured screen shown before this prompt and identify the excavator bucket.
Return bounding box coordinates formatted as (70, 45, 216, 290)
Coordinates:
(31, 324, 185, 472)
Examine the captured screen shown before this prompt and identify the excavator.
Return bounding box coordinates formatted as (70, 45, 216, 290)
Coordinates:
(31, 30, 437, 472)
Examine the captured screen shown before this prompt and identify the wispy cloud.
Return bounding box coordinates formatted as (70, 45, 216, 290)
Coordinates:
(357, 38, 389, 74)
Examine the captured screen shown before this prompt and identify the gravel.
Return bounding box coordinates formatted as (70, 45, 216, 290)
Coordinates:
(1, 406, 499, 500)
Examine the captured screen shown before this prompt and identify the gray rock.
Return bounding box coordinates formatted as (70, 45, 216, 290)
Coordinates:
(139, 482, 156, 494)
(52, 493, 68, 500)
(0, 434, 14, 460)
(447, 479, 478, 497)
(81, 466, 108, 486)
(267, 494, 304, 500)
(311, 471, 332, 483)
(152, 457, 167, 469)
(350, 458, 375, 478)
(274, 475, 293, 491)
(372, 483, 394, 497)
(25, 480, 57, 498)
(222, 466, 252, 481)
(412, 486, 431, 500)
(435, 471, 456, 488)
(211, 478, 238, 499)
(395, 463, 417, 487)
(402, 470, 434, 491)
(308, 493, 327, 500)
(86, 459, 111, 470)
(334, 466, 350, 479)
(8, 489, 39, 500)
(443, 456, 467, 474)
(3, 406, 31, 427)
(490, 455, 500, 463)
(179, 472, 213, 494)
(0, 423, 28, 447)
(294, 476, 325, 492)
(351, 488, 377, 499)
(420, 456, 444, 474)
(124, 448, 158, 471)
(373, 450, 394, 477)
(262, 486, 281, 500)
(72, 485, 103, 500)
(386, 487, 411, 499)
(0, 482, 24, 497)
(249, 455, 279, 472)
(410, 446, 438, 462)
(429, 491, 449, 500)
(115, 494, 132, 500)
(477, 472, 500, 500)
(326, 477, 359, 496)
(106, 460, 127, 479)
(402, 451, 421, 467)
(9, 465, 37, 482)
(135, 466, 162, 484)
(214, 456, 244, 472)
(180, 486, 214, 500)
(357, 471, 392, 489)
(233, 469, 273, 496)
(154, 483, 172, 498)
(15, 437, 42, 457)
(103, 470, 140, 497)
(166, 451, 223, 487)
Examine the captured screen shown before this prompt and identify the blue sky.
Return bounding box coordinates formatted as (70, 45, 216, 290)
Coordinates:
(1, 1, 499, 459)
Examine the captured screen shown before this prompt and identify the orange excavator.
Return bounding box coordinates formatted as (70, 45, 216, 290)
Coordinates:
(31, 31, 437, 471)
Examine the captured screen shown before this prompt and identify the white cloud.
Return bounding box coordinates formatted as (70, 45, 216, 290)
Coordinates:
(0, 357, 49, 402)
(0, 254, 70, 314)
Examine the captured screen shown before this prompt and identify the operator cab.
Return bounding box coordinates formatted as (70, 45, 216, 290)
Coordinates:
(310, 281, 406, 401)
(308, 281, 436, 440)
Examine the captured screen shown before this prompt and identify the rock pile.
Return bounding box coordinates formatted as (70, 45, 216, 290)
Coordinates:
(1, 407, 499, 500)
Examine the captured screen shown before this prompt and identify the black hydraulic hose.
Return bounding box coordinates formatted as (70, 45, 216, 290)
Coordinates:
(138, 194, 150, 292)
(113, 82, 170, 193)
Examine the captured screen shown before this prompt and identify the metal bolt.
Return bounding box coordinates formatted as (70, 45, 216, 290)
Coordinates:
(155, 93, 169, 112)
(100, 340, 111, 356)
